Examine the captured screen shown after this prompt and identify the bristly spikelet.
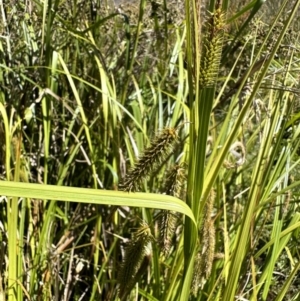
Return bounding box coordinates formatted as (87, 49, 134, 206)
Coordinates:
(163, 163, 186, 199)
(157, 164, 186, 257)
(192, 249, 203, 296)
(118, 222, 154, 300)
(157, 211, 178, 257)
(122, 128, 178, 192)
(199, 1, 225, 88)
(192, 189, 216, 296)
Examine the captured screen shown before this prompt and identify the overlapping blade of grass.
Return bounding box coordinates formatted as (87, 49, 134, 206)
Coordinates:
(255, 46, 299, 300)
(222, 0, 266, 60)
(4, 0, 185, 300)
(0, 102, 10, 179)
(58, 54, 99, 188)
(120, 0, 146, 106)
(0, 102, 20, 301)
(183, 0, 228, 298)
(181, 0, 300, 299)
(182, 0, 200, 296)
(254, 213, 300, 259)
(1, 167, 196, 298)
(182, 0, 224, 298)
(274, 260, 300, 301)
(112, 11, 190, 298)
(261, 159, 291, 299)
(0, 181, 196, 225)
(221, 1, 300, 300)
(252, 212, 300, 300)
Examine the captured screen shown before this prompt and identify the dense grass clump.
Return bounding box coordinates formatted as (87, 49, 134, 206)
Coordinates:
(1, 0, 300, 300)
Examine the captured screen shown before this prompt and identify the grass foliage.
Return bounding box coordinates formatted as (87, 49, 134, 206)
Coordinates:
(1, 0, 300, 300)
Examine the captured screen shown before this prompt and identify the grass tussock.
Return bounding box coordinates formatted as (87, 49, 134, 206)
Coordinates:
(1, 0, 300, 300)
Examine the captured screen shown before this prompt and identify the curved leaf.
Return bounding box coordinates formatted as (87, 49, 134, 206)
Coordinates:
(0, 181, 196, 226)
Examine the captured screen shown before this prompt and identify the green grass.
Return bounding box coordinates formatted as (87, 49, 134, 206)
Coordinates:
(1, 0, 300, 300)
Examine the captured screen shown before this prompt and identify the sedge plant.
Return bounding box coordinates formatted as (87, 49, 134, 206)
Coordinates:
(0, 0, 300, 300)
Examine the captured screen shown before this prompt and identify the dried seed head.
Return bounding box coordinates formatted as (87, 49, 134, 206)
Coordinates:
(192, 250, 204, 296)
(157, 163, 186, 257)
(157, 210, 178, 257)
(163, 163, 186, 198)
(121, 128, 178, 192)
(118, 222, 153, 300)
(192, 189, 216, 295)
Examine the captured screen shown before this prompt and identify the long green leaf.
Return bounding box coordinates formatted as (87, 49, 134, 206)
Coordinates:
(0, 181, 196, 226)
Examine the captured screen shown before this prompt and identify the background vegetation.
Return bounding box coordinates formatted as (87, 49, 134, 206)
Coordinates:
(1, 0, 300, 300)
